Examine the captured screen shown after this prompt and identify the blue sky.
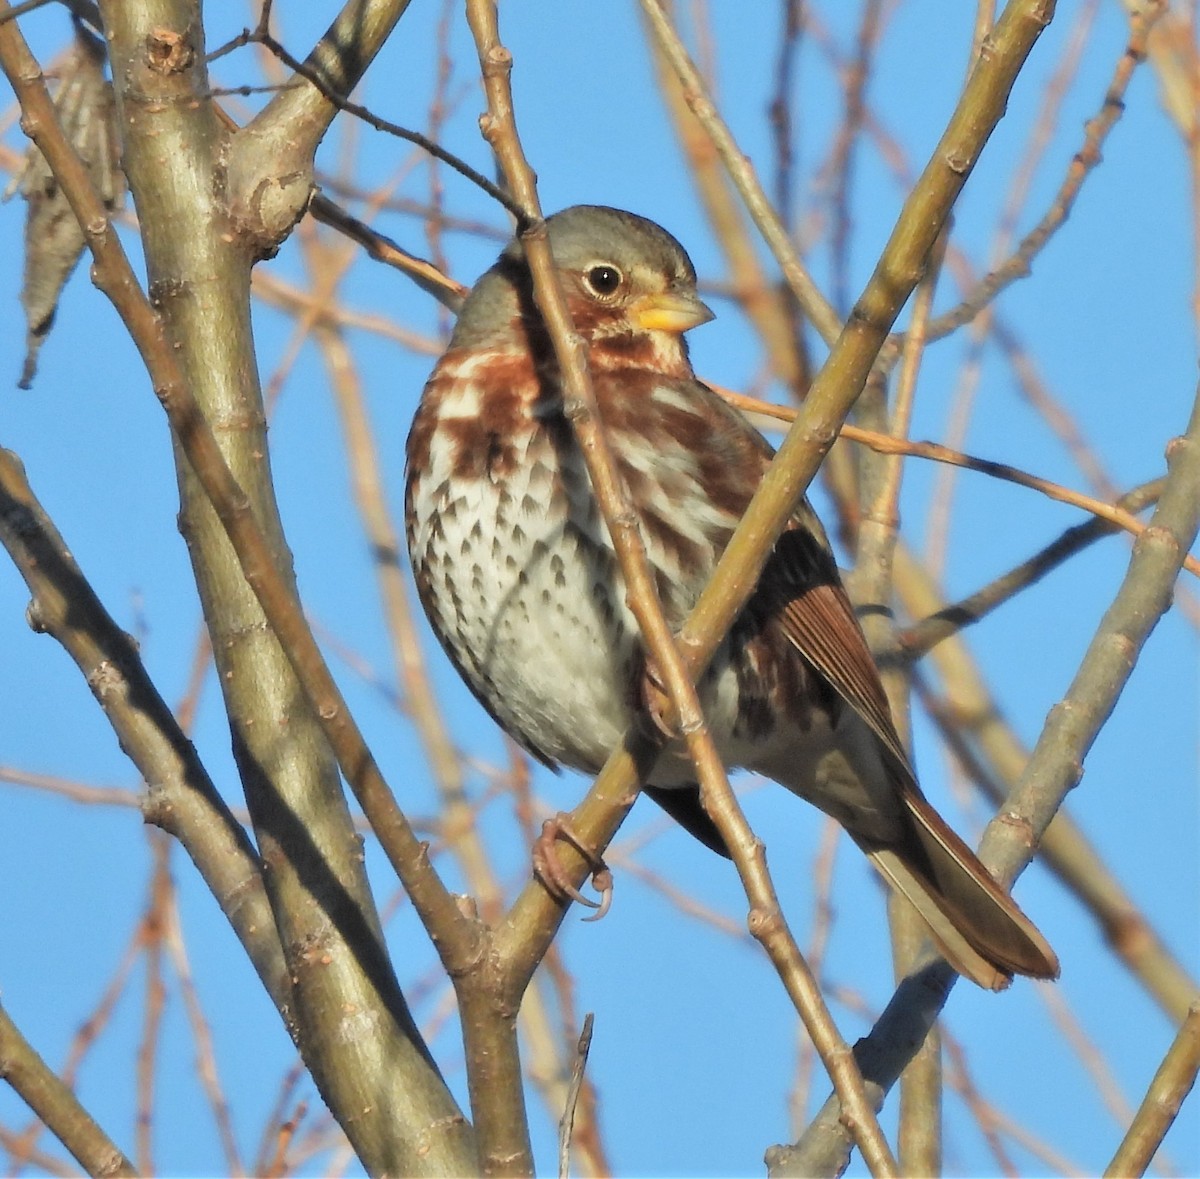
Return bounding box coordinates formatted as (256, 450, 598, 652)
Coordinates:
(1, 2, 1197, 1175)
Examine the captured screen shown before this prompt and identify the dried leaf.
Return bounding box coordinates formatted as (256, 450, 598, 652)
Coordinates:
(4, 20, 124, 388)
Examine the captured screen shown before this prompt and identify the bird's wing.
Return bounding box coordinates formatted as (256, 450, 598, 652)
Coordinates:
(683, 378, 914, 780)
(763, 525, 916, 783)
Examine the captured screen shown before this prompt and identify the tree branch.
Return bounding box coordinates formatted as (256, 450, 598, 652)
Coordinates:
(1106, 1003, 1200, 1177)
(0, 447, 292, 1018)
(781, 374, 1200, 1176)
(226, 0, 413, 247)
(1, 2, 476, 1169)
(0, 998, 135, 1178)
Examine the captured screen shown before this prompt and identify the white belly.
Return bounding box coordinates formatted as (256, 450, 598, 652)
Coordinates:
(409, 422, 643, 772)
(407, 381, 753, 781)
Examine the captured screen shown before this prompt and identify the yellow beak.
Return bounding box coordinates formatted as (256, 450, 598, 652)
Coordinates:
(631, 290, 715, 334)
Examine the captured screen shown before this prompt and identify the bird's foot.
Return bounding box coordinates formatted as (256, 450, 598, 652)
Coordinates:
(638, 657, 680, 741)
(533, 814, 614, 922)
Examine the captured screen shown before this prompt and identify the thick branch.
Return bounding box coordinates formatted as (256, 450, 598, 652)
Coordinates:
(1, 2, 475, 1170)
(226, 0, 413, 246)
(0, 448, 291, 1019)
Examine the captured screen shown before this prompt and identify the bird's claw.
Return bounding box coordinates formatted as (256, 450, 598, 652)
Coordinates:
(638, 658, 679, 741)
(533, 814, 614, 922)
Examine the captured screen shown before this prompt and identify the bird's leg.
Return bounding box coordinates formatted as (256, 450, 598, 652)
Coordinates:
(533, 814, 614, 922)
(637, 654, 680, 741)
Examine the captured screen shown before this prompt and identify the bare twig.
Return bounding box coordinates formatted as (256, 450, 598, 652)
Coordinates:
(793, 380, 1200, 1175)
(890, 0, 1166, 351)
(1106, 1004, 1200, 1178)
(923, 0, 1099, 575)
(646, 24, 809, 396)
(0, 1126, 81, 1179)
(715, 387, 1199, 577)
(162, 876, 246, 1176)
(0, 998, 135, 1178)
(640, 0, 841, 347)
(901, 548, 1199, 1026)
(3, 5, 476, 1171)
(134, 838, 170, 1176)
(0, 766, 140, 808)
(309, 192, 467, 310)
(978, 381, 1200, 879)
(262, 1099, 309, 1179)
(900, 479, 1166, 657)
(788, 820, 843, 1132)
(849, 228, 946, 1179)
(225, 2, 520, 225)
(826, 0, 886, 317)
(557, 1013, 595, 1179)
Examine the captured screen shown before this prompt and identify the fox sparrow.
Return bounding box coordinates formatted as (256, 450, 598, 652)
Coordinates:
(405, 205, 1058, 989)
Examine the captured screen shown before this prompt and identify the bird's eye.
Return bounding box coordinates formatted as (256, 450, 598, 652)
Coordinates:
(583, 264, 622, 299)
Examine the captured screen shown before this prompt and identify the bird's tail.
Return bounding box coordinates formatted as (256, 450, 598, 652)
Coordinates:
(854, 789, 1060, 991)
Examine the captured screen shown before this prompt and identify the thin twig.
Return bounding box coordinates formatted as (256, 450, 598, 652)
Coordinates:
(645, 20, 809, 396)
(889, 0, 1166, 352)
(162, 878, 246, 1176)
(1038, 983, 1152, 1165)
(851, 227, 946, 1179)
(309, 192, 466, 310)
(314, 173, 508, 237)
(0, 449, 292, 1014)
(978, 381, 1200, 880)
(901, 551, 1199, 1027)
(0, 1126, 81, 1179)
(6, 8, 477, 1169)
(230, 19, 520, 217)
(827, 0, 886, 317)
(0, 0, 55, 23)
(252, 265, 444, 352)
(768, 0, 802, 225)
(134, 837, 170, 1176)
(558, 1013, 595, 1179)
(924, 0, 1100, 577)
(0, 766, 140, 808)
(900, 479, 1166, 657)
(0, 999, 135, 1178)
(640, 0, 841, 346)
(1105, 1004, 1200, 1178)
(715, 387, 1199, 577)
(262, 1100, 308, 1179)
(0, 0, 476, 966)
(788, 819, 842, 1133)
(2, 909, 144, 1171)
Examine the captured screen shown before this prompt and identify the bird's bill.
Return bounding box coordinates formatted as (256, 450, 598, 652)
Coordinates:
(631, 291, 715, 334)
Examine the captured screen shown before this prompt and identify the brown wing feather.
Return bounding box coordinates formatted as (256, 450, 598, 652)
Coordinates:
(762, 524, 1060, 984)
(766, 526, 914, 777)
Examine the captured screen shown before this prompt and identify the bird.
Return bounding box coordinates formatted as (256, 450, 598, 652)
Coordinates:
(404, 204, 1059, 990)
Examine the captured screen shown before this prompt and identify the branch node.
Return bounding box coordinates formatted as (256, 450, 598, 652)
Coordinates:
(145, 27, 195, 75)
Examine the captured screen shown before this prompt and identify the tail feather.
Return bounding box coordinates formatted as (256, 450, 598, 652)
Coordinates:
(856, 790, 1060, 991)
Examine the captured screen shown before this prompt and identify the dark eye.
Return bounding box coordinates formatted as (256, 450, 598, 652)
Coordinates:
(583, 264, 622, 298)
